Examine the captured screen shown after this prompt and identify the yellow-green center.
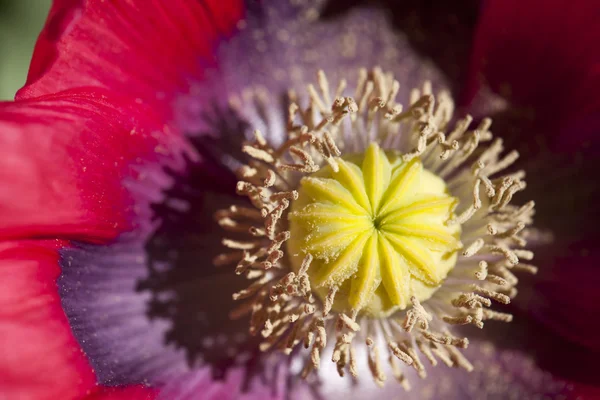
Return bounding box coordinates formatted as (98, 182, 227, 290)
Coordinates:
(287, 143, 462, 317)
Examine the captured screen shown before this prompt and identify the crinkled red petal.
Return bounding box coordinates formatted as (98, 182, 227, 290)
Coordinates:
(532, 241, 600, 353)
(465, 0, 600, 150)
(18, 0, 243, 116)
(0, 88, 175, 242)
(0, 240, 96, 400)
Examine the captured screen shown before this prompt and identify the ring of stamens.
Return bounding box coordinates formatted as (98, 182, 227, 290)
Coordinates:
(215, 68, 538, 387)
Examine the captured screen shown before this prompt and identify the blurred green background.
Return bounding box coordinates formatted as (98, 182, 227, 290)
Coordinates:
(0, 0, 51, 100)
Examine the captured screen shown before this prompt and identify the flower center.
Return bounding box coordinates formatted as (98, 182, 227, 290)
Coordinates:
(287, 143, 461, 317)
(215, 67, 539, 387)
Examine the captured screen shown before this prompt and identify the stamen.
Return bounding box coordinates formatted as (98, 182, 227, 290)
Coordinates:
(404, 296, 432, 332)
(416, 339, 437, 366)
(388, 341, 413, 365)
(323, 286, 338, 316)
(421, 331, 469, 348)
(431, 343, 454, 367)
(242, 144, 275, 163)
(463, 238, 485, 257)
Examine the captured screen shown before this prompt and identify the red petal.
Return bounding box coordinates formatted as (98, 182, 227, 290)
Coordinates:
(0, 240, 95, 400)
(532, 241, 600, 353)
(569, 384, 600, 400)
(18, 0, 243, 114)
(0, 89, 175, 242)
(465, 0, 600, 144)
(85, 386, 157, 400)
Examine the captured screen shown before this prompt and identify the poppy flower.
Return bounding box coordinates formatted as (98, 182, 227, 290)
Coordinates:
(1, 1, 599, 400)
